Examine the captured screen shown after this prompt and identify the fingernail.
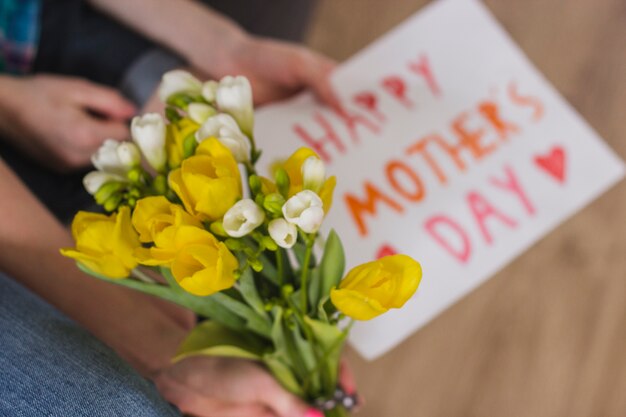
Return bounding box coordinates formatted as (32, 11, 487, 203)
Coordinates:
(305, 408, 324, 417)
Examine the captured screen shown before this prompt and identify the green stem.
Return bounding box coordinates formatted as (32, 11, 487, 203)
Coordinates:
(276, 249, 285, 287)
(131, 268, 156, 283)
(300, 236, 315, 313)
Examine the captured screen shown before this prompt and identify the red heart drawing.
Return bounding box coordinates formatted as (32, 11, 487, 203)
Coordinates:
(534, 146, 566, 183)
(376, 243, 398, 259)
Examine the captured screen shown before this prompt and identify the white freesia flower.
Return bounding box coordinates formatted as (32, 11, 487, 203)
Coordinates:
(116, 142, 142, 167)
(302, 156, 326, 193)
(223, 199, 265, 238)
(91, 139, 140, 176)
(282, 190, 324, 234)
(195, 114, 251, 162)
(187, 102, 215, 124)
(131, 113, 167, 171)
(202, 80, 219, 103)
(158, 70, 202, 102)
(268, 218, 298, 249)
(83, 171, 125, 195)
(216, 75, 254, 135)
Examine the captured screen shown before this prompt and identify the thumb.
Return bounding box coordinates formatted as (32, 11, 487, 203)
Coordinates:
(263, 383, 324, 417)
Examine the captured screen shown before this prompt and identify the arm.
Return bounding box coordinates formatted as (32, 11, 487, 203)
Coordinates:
(0, 158, 321, 417)
(88, 0, 340, 107)
(0, 157, 191, 377)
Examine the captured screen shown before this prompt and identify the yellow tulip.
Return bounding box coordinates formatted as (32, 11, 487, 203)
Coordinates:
(330, 255, 422, 321)
(166, 118, 200, 169)
(136, 224, 211, 266)
(168, 138, 242, 221)
(60, 207, 140, 279)
(172, 240, 239, 296)
(138, 224, 239, 296)
(132, 196, 201, 243)
(280, 148, 336, 212)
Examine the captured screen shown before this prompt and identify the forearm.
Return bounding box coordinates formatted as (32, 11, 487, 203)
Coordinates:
(0, 159, 190, 377)
(87, 0, 247, 75)
(0, 75, 23, 147)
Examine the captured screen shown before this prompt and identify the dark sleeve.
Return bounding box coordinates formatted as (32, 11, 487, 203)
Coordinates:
(33, 0, 159, 88)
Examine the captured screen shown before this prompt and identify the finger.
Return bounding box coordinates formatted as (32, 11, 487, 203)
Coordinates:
(71, 81, 136, 119)
(339, 360, 357, 395)
(261, 380, 323, 417)
(156, 373, 277, 417)
(296, 52, 342, 112)
(88, 118, 130, 143)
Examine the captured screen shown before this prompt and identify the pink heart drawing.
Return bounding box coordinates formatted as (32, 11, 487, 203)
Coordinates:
(534, 146, 566, 183)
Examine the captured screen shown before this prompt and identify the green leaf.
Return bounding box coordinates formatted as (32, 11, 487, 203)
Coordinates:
(308, 230, 345, 314)
(257, 253, 280, 285)
(175, 321, 266, 362)
(304, 316, 348, 394)
(291, 321, 320, 393)
(237, 268, 269, 320)
(263, 354, 303, 396)
(319, 230, 345, 296)
(211, 292, 272, 338)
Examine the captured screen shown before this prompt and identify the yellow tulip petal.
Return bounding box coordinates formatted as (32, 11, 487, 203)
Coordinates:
(330, 287, 388, 321)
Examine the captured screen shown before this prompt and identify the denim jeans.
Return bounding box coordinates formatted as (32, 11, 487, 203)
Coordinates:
(0, 273, 181, 417)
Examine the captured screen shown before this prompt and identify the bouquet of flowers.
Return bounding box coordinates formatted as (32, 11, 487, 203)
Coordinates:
(61, 70, 422, 417)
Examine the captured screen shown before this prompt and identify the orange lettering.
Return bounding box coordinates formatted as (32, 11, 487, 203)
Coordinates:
(344, 182, 404, 236)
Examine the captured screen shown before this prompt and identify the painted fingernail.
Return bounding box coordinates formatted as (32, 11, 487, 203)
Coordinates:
(305, 408, 324, 417)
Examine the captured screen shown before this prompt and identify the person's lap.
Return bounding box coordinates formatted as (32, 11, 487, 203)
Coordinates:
(0, 273, 180, 417)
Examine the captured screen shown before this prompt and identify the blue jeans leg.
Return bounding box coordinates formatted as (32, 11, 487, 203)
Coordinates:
(0, 273, 181, 417)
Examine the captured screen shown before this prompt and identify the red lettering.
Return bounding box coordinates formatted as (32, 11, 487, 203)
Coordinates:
(293, 112, 345, 163)
(376, 244, 399, 259)
(353, 91, 386, 122)
(381, 76, 414, 109)
(332, 107, 381, 145)
(467, 191, 517, 245)
(424, 215, 471, 263)
(409, 54, 442, 97)
(489, 165, 536, 216)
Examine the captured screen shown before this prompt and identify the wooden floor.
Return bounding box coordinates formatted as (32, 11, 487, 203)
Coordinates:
(306, 0, 626, 416)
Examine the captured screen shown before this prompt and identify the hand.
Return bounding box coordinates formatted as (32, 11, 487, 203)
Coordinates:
(194, 36, 341, 110)
(154, 356, 359, 417)
(0, 74, 136, 171)
(154, 356, 321, 417)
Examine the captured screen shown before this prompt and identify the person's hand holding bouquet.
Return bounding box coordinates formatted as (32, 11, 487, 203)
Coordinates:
(61, 70, 422, 417)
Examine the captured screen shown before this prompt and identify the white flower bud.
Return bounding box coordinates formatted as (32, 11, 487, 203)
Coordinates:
(116, 142, 141, 168)
(216, 75, 254, 135)
(91, 139, 138, 176)
(195, 114, 251, 162)
(282, 190, 324, 234)
(83, 171, 125, 195)
(302, 156, 326, 193)
(223, 199, 265, 238)
(131, 113, 167, 172)
(268, 218, 298, 249)
(187, 102, 216, 124)
(158, 70, 202, 102)
(202, 80, 219, 103)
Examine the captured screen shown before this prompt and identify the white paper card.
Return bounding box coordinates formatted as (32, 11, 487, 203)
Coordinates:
(254, 0, 624, 360)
